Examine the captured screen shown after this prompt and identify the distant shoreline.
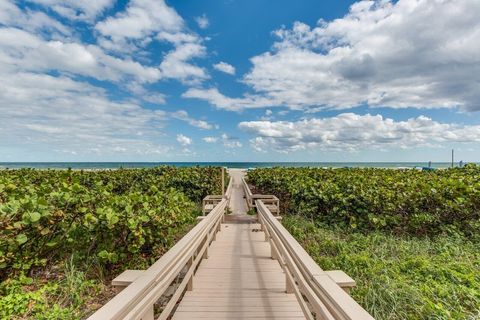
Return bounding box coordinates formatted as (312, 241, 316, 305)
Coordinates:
(0, 161, 472, 170)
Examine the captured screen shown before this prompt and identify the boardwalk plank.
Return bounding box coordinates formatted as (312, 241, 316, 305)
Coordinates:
(172, 169, 305, 319)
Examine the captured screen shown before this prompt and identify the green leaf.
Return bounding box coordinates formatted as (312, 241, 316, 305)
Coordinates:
(29, 212, 41, 222)
(16, 234, 28, 245)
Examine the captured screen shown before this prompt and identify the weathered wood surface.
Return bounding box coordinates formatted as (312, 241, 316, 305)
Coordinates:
(227, 169, 248, 214)
(88, 187, 230, 320)
(172, 222, 305, 319)
(256, 200, 374, 320)
(89, 168, 374, 320)
(175, 169, 304, 319)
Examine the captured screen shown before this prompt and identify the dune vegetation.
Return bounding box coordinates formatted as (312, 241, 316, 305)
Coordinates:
(248, 166, 480, 320)
(0, 167, 222, 319)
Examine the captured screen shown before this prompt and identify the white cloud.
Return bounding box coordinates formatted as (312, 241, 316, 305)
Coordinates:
(195, 14, 209, 29)
(0, 1, 197, 159)
(171, 110, 214, 129)
(221, 134, 242, 148)
(95, 0, 183, 41)
(187, 0, 480, 112)
(239, 113, 480, 153)
(202, 137, 218, 143)
(0, 27, 162, 83)
(176, 134, 192, 146)
(29, 0, 115, 21)
(94, 0, 208, 83)
(0, 71, 170, 157)
(159, 42, 208, 82)
(199, 134, 241, 148)
(126, 82, 166, 104)
(0, 0, 71, 36)
(182, 87, 275, 111)
(213, 61, 235, 75)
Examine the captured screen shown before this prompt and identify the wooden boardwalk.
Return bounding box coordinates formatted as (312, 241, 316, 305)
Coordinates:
(173, 169, 304, 319)
(173, 223, 304, 319)
(89, 169, 374, 320)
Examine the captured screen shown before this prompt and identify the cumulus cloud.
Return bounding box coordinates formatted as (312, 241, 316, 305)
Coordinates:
(187, 0, 480, 112)
(221, 134, 242, 148)
(95, 0, 183, 41)
(0, 0, 71, 36)
(195, 14, 209, 29)
(0, 0, 210, 159)
(213, 61, 235, 75)
(176, 134, 193, 146)
(29, 0, 115, 21)
(239, 113, 480, 152)
(202, 137, 218, 143)
(171, 110, 214, 129)
(159, 42, 208, 82)
(199, 134, 241, 148)
(94, 0, 208, 82)
(0, 27, 162, 83)
(0, 72, 169, 157)
(182, 87, 275, 111)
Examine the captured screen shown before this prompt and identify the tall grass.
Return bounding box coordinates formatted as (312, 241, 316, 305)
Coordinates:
(284, 216, 480, 320)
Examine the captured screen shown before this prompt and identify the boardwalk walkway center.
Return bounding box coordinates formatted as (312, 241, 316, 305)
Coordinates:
(89, 169, 374, 320)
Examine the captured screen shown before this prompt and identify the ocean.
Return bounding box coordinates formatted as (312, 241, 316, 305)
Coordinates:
(0, 162, 468, 169)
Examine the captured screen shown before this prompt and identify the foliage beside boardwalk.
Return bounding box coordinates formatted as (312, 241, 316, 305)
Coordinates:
(0, 167, 222, 319)
(248, 166, 480, 320)
(248, 166, 480, 236)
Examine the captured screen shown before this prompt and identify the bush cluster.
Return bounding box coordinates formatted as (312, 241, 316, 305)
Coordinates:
(248, 165, 480, 236)
(0, 167, 222, 278)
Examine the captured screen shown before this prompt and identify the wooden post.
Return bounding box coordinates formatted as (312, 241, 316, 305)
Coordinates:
(203, 235, 209, 259)
(141, 306, 154, 320)
(221, 167, 225, 195)
(286, 273, 294, 294)
(187, 256, 194, 291)
(270, 240, 278, 260)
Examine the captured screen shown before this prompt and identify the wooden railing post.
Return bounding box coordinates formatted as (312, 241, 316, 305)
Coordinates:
(221, 167, 225, 195)
(203, 235, 209, 259)
(270, 240, 278, 260)
(187, 256, 194, 291)
(141, 306, 154, 320)
(286, 272, 295, 294)
(88, 178, 233, 320)
(255, 199, 374, 320)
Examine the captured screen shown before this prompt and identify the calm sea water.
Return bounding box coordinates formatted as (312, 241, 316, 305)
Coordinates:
(0, 162, 468, 169)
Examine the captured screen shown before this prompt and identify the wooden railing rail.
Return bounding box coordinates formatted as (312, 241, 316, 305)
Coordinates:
(88, 179, 232, 320)
(256, 200, 374, 320)
(241, 176, 254, 208)
(225, 174, 233, 200)
(242, 176, 280, 214)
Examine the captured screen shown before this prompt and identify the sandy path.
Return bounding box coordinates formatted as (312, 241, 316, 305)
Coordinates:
(227, 169, 248, 215)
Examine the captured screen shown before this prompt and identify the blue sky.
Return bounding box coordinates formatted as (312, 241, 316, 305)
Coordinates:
(1, 0, 479, 162)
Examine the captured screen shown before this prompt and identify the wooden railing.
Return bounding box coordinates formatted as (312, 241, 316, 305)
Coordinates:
(88, 180, 232, 320)
(256, 199, 374, 320)
(242, 176, 280, 214)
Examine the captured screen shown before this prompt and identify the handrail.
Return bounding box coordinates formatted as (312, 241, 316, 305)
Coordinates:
(241, 176, 253, 207)
(256, 200, 374, 320)
(242, 176, 280, 214)
(225, 174, 233, 200)
(89, 178, 232, 320)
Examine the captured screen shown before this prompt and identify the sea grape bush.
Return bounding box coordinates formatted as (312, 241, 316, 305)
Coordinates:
(0, 167, 222, 278)
(247, 165, 480, 236)
(248, 166, 480, 319)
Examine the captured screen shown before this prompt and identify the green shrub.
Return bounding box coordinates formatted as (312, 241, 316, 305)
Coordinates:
(248, 166, 480, 236)
(0, 166, 222, 318)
